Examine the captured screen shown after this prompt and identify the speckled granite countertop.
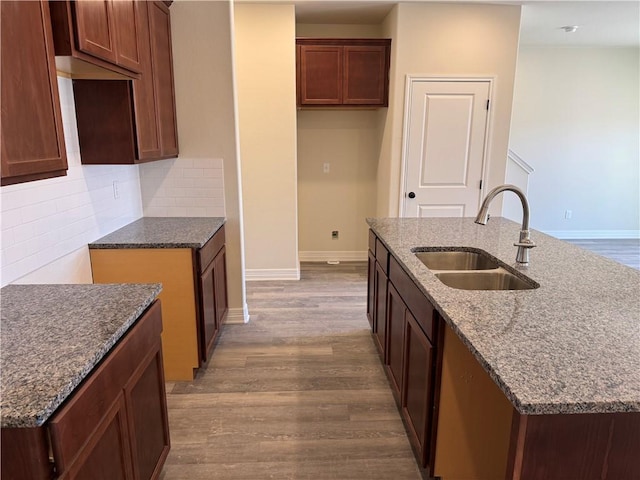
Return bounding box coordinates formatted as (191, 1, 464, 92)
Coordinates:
(1, 283, 161, 428)
(89, 217, 225, 249)
(367, 217, 640, 415)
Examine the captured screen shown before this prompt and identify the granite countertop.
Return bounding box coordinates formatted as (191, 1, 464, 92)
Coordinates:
(0, 283, 162, 428)
(367, 217, 640, 415)
(89, 217, 225, 249)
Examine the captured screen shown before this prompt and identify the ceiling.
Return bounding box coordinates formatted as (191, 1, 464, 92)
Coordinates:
(292, 0, 640, 47)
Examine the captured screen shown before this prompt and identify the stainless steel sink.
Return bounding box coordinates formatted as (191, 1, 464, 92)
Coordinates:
(414, 250, 498, 271)
(434, 269, 538, 291)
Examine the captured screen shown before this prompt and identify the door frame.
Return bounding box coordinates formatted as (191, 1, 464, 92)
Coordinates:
(398, 75, 496, 217)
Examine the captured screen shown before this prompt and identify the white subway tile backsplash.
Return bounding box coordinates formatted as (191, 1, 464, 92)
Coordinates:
(0, 77, 143, 287)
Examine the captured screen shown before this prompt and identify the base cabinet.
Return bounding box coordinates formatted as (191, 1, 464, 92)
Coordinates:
(1, 301, 170, 480)
(90, 226, 228, 380)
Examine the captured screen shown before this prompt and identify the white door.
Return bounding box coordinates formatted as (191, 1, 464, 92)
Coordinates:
(401, 79, 491, 218)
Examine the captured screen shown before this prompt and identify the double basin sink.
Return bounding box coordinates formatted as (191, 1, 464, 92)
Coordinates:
(414, 249, 539, 291)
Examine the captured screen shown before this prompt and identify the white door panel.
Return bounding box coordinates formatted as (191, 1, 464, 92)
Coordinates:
(402, 79, 490, 218)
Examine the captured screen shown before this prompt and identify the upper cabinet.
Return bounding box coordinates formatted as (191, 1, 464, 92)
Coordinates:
(296, 38, 391, 108)
(72, 1, 179, 164)
(49, 0, 143, 78)
(1, 1, 68, 186)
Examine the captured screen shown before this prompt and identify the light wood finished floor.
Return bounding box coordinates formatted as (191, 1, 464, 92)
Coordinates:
(566, 239, 640, 270)
(160, 262, 423, 479)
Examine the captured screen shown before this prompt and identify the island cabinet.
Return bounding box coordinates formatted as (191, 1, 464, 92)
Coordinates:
(90, 225, 228, 381)
(1, 300, 170, 480)
(1, 0, 68, 186)
(296, 38, 391, 107)
(71, 1, 178, 165)
(367, 230, 440, 474)
(366, 230, 390, 358)
(49, 0, 143, 78)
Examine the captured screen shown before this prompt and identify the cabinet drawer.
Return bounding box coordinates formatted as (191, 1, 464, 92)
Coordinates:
(198, 225, 225, 271)
(375, 238, 389, 274)
(368, 229, 377, 254)
(48, 301, 162, 471)
(389, 256, 436, 343)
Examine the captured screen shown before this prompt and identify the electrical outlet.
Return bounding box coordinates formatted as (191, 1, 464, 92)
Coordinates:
(113, 180, 120, 199)
(323, 163, 330, 174)
(331, 230, 339, 239)
(564, 210, 572, 220)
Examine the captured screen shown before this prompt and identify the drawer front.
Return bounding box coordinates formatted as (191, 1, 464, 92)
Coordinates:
(368, 229, 377, 254)
(198, 225, 225, 272)
(375, 238, 389, 274)
(389, 256, 436, 343)
(49, 301, 162, 471)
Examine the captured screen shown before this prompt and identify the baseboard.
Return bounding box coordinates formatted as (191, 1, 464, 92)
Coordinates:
(544, 230, 640, 240)
(298, 251, 368, 262)
(245, 268, 301, 281)
(224, 304, 250, 324)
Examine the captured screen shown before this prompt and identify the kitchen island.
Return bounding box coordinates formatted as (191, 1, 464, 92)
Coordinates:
(367, 217, 639, 479)
(89, 217, 228, 380)
(1, 283, 169, 479)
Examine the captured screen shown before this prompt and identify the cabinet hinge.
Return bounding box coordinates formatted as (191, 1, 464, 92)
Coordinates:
(486, 99, 490, 110)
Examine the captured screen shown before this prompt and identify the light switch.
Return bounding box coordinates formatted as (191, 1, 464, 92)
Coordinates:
(323, 163, 330, 174)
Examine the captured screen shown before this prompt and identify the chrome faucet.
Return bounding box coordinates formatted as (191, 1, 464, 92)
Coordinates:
(475, 184, 536, 265)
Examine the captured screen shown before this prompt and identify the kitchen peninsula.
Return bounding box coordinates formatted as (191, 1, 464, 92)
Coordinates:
(89, 217, 227, 381)
(1, 283, 168, 479)
(367, 217, 640, 479)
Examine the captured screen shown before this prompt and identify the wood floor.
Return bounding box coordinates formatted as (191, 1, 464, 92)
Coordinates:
(160, 262, 423, 479)
(565, 239, 640, 270)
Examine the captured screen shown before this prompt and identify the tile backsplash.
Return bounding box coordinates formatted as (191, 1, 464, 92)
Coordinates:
(0, 77, 143, 286)
(139, 157, 225, 217)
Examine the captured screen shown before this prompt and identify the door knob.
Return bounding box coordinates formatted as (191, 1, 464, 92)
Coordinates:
(407, 192, 416, 199)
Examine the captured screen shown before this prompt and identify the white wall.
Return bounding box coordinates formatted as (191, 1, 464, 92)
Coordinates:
(510, 47, 640, 238)
(1, 76, 143, 287)
(234, 4, 299, 280)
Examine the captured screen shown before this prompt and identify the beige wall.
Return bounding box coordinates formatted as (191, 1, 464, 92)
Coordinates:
(296, 23, 383, 259)
(170, 0, 248, 322)
(377, 3, 522, 217)
(510, 47, 639, 237)
(234, 4, 299, 279)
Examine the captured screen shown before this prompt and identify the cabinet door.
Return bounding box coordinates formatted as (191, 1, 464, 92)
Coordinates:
(73, 0, 118, 64)
(148, 1, 179, 157)
(373, 261, 388, 358)
(112, 0, 142, 72)
(298, 45, 343, 105)
(343, 45, 388, 106)
(366, 250, 376, 330)
(213, 247, 229, 326)
(1, 0, 67, 186)
(124, 343, 170, 480)
(132, 0, 162, 160)
(386, 283, 406, 402)
(402, 312, 435, 467)
(199, 259, 218, 362)
(62, 394, 134, 480)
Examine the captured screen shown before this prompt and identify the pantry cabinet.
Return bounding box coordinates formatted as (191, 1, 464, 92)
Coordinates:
(1, 0, 68, 186)
(72, 1, 178, 165)
(296, 38, 391, 107)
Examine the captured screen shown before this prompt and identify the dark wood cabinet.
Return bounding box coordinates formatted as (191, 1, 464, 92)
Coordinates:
(197, 226, 228, 363)
(367, 229, 439, 475)
(296, 38, 391, 108)
(49, 0, 142, 78)
(1, 0, 68, 186)
(1, 301, 170, 480)
(72, 1, 178, 165)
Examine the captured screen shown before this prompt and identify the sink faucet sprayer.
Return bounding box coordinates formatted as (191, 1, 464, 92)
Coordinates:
(474, 184, 536, 265)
